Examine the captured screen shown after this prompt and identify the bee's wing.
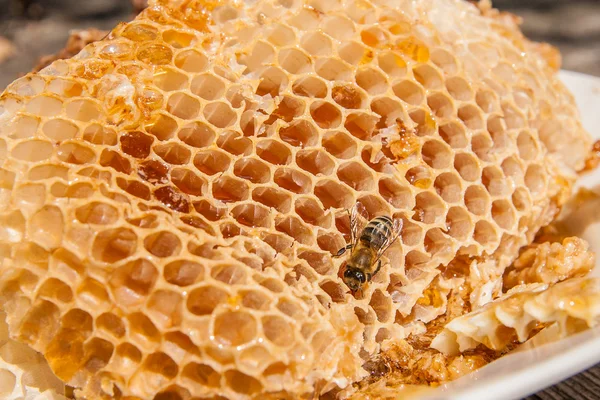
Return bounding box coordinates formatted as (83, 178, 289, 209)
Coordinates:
(374, 217, 403, 261)
(349, 202, 369, 249)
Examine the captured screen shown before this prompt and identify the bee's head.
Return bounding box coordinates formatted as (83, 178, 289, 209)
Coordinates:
(343, 268, 366, 292)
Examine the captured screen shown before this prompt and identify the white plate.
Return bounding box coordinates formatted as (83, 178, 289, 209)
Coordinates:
(421, 70, 600, 400)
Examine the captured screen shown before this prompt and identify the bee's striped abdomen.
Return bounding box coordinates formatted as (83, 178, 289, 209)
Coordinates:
(360, 216, 393, 251)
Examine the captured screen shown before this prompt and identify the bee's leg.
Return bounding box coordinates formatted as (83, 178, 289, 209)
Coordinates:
(334, 244, 352, 258)
(374, 260, 382, 275)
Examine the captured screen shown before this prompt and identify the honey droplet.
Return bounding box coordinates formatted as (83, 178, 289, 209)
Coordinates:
(332, 85, 363, 109)
(416, 287, 443, 308)
(122, 24, 158, 42)
(360, 49, 375, 65)
(389, 121, 420, 160)
(138, 160, 169, 184)
(413, 179, 432, 189)
(395, 37, 430, 63)
(120, 131, 154, 159)
(137, 88, 164, 115)
(136, 44, 173, 65)
(389, 22, 411, 35)
(100, 43, 133, 59)
(583, 139, 600, 172)
(154, 186, 190, 213)
(415, 111, 437, 136)
(361, 30, 380, 48)
(406, 166, 432, 188)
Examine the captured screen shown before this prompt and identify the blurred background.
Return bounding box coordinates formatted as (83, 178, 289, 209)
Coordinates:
(0, 0, 599, 90)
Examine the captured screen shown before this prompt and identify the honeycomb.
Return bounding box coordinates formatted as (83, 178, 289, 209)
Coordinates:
(0, 311, 67, 400)
(0, 0, 594, 398)
(432, 277, 600, 355)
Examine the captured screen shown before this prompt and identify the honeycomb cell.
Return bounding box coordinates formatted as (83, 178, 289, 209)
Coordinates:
(262, 315, 294, 347)
(278, 48, 312, 74)
(11, 140, 53, 162)
(314, 179, 354, 210)
(454, 153, 481, 182)
(175, 49, 208, 73)
(279, 119, 319, 148)
(252, 187, 292, 213)
(256, 67, 289, 97)
(439, 122, 468, 149)
(315, 58, 352, 82)
(214, 311, 257, 346)
(331, 84, 365, 109)
(517, 130, 539, 161)
(344, 112, 378, 140)
(393, 80, 425, 106)
(274, 167, 312, 194)
(371, 97, 404, 127)
(153, 67, 188, 92)
(446, 76, 473, 101)
(147, 113, 179, 141)
(43, 119, 80, 142)
(204, 102, 237, 128)
(482, 166, 507, 197)
(322, 131, 357, 159)
(446, 206, 473, 240)
(109, 259, 158, 305)
(38, 278, 73, 303)
(275, 215, 313, 244)
(356, 68, 389, 96)
(337, 161, 375, 191)
(147, 290, 183, 327)
(256, 139, 292, 166)
(217, 131, 253, 156)
(300, 31, 333, 57)
(182, 362, 221, 390)
(474, 220, 498, 246)
(57, 142, 96, 164)
(464, 185, 490, 216)
(292, 76, 328, 98)
(406, 166, 432, 188)
(234, 158, 271, 184)
(26, 95, 63, 117)
(187, 285, 229, 316)
(476, 89, 499, 113)
(167, 92, 201, 119)
(296, 149, 335, 176)
(65, 99, 101, 122)
(154, 186, 190, 213)
(434, 172, 462, 203)
(310, 101, 342, 129)
(427, 92, 454, 119)
(231, 203, 271, 228)
(422, 140, 452, 169)
(75, 202, 119, 225)
(458, 104, 484, 130)
(267, 23, 296, 47)
(193, 149, 231, 175)
(409, 108, 437, 137)
(120, 131, 154, 159)
(171, 168, 207, 196)
(413, 192, 445, 224)
(97, 312, 126, 338)
(524, 164, 546, 196)
(144, 231, 182, 258)
(225, 369, 262, 395)
(379, 177, 413, 209)
(191, 73, 226, 100)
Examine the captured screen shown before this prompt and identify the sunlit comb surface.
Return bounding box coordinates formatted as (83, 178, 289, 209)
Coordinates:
(0, 0, 594, 399)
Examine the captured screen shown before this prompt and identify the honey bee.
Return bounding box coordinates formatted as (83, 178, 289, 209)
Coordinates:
(335, 203, 403, 292)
